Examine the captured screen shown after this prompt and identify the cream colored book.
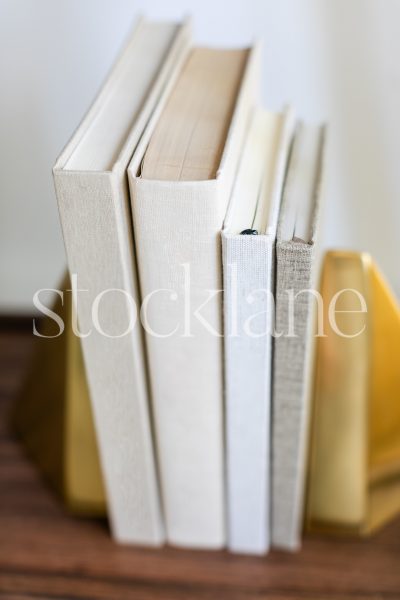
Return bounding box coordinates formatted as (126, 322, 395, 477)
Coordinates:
(53, 17, 191, 545)
(222, 107, 294, 555)
(128, 45, 260, 548)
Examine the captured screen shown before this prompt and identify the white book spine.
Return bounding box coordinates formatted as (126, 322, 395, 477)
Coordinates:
(130, 178, 227, 548)
(222, 233, 274, 554)
(52, 18, 192, 545)
(127, 44, 259, 548)
(54, 170, 165, 545)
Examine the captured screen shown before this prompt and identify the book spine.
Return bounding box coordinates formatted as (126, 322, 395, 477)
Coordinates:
(53, 169, 165, 545)
(131, 177, 226, 549)
(222, 233, 274, 554)
(272, 240, 314, 550)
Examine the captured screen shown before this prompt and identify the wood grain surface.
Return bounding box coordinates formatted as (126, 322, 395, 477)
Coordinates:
(0, 323, 399, 599)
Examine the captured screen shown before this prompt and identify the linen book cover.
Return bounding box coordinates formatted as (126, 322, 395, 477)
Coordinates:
(53, 17, 191, 544)
(222, 107, 295, 554)
(128, 44, 261, 548)
(271, 123, 325, 550)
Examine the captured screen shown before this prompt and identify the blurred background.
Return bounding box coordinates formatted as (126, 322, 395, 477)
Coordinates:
(1, 0, 399, 313)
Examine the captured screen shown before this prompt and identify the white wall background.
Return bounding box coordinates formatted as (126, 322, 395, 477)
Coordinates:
(1, 0, 399, 312)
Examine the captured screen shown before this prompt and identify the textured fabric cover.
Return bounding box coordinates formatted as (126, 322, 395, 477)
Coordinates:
(53, 19, 191, 545)
(272, 241, 315, 549)
(223, 233, 275, 554)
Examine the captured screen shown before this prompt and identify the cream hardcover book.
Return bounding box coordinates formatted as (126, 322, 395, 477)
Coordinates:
(222, 107, 294, 554)
(128, 44, 260, 548)
(53, 17, 191, 544)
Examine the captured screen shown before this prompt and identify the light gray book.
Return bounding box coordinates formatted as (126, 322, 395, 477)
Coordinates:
(222, 107, 295, 554)
(272, 121, 325, 550)
(53, 17, 191, 544)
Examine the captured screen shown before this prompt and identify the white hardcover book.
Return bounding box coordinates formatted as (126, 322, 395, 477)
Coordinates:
(222, 107, 295, 554)
(53, 17, 191, 544)
(272, 122, 325, 550)
(128, 45, 260, 548)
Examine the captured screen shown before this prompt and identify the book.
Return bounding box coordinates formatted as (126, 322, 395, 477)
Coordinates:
(222, 106, 295, 554)
(307, 251, 400, 536)
(128, 44, 260, 548)
(53, 17, 191, 544)
(13, 274, 105, 515)
(271, 122, 325, 550)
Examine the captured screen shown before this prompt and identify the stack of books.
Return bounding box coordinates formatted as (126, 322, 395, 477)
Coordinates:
(53, 17, 325, 554)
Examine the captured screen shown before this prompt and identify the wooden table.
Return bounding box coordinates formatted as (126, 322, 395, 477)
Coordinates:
(0, 322, 399, 599)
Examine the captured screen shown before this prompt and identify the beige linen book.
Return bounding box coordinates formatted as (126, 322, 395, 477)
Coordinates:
(222, 107, 295, 554)
(272, 122, 325, 550)
(128, 45, 260, 548)
(53, 17, 191, 544)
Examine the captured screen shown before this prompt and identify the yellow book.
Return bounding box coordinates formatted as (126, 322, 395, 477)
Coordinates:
(13, 275, 106, 514)
(306, 251, 400, 535)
